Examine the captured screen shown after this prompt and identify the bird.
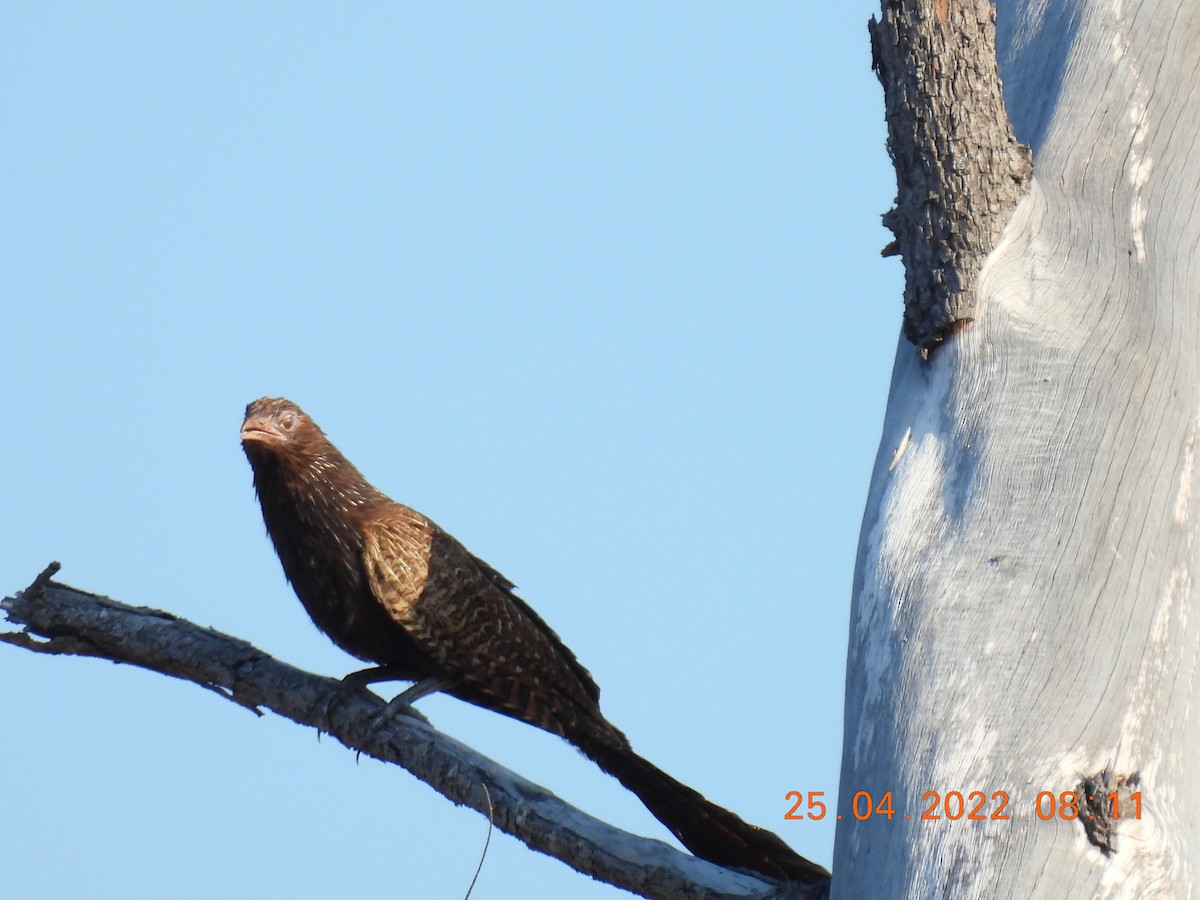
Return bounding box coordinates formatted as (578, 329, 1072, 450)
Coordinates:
(240, 396, 828, 884)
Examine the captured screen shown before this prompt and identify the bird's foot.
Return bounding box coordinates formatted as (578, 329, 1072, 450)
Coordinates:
(364, 675, 452, 743)
(320, 669, 451, 759)
(320, 665, 411, 734)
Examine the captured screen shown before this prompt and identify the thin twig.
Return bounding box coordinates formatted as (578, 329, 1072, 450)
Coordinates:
(463, 782, 495, 900)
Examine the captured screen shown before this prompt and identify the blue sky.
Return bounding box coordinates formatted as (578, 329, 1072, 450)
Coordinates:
(3, 4, 899, 897)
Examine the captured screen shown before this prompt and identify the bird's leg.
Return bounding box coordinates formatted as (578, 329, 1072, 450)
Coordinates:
(322, 665, 431, 730)
(387, 674, 454, 706)
(340, 664, 414, 691)
(368, 674, 455, 736)
(324, 669, 452, 761)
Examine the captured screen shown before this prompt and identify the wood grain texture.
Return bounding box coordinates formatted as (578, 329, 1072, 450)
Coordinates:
(838, 1, 1200, 896)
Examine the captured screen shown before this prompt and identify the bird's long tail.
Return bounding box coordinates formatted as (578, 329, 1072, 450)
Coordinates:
(576, 724, 829, 884)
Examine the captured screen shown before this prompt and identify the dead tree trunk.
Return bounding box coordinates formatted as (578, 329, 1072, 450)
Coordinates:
(836, 0, 1200, 896)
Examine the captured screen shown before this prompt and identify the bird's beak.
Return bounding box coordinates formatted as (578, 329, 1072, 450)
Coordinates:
(241, 416, 282, 445)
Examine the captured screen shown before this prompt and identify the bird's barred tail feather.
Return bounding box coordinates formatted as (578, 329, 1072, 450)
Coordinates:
(577, 726, 829, 884)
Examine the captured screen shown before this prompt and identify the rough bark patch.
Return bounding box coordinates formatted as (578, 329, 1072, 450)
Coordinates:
(870, 0, 1032, 350)
(1077, 769, 1141, 856)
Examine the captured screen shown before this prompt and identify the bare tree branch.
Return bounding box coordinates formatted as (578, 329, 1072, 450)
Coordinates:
(2, 564, 823, 900)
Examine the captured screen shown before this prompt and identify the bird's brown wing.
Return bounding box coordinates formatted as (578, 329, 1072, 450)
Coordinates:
(360, 507, 608, 740)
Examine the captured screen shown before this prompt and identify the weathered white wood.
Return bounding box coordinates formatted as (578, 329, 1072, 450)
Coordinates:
(835, 0, 1200, 896)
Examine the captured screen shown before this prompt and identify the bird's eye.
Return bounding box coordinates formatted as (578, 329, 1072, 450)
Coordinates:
(279, 413, 297, 432)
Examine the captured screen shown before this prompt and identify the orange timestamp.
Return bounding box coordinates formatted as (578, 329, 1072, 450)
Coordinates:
(784, 790, 1143, 822)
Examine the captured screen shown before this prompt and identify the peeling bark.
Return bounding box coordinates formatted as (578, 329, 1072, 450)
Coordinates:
(1077, 770, 1142, 857)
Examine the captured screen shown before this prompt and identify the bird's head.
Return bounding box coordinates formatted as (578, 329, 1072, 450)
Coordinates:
(241, 397, 382, 511)
(241, 397, 327, 462)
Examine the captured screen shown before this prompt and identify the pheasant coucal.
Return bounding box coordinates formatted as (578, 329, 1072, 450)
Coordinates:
(240, 396, 827, 884)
